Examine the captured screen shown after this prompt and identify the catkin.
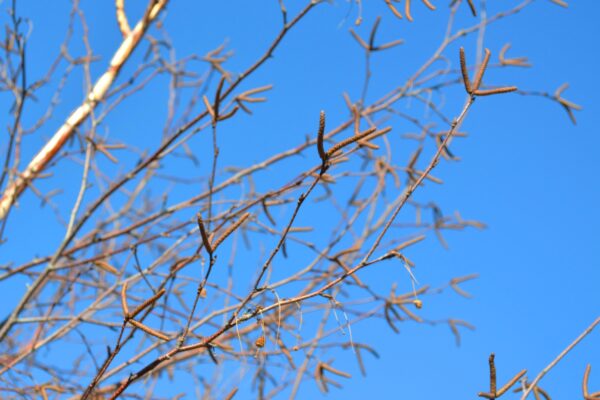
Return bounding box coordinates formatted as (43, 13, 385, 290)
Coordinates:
(459, 47, 472, 94)
(129, 288, 166, 320)
(128, 319, 169, 341)
(120, 281, 130, 317)
(317, 111, 326, 162)
(472, 49, 491, 92)
(197, 214, 213, 254)
(212, 213, 251, 251)
(474, 86, 517, 96)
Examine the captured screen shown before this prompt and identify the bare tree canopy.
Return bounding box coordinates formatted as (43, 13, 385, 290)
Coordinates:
(0, 1, 597, 399)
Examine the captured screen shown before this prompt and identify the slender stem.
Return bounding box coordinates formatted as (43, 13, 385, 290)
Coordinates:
(521, 317, 600, 399)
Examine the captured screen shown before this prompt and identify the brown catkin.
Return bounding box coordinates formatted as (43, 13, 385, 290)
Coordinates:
(473, 86, 517, 96)
(197, 214, 213, 254)
(497, 370, 527, 396)
(320, 362, 351, 378)
(405, 0, 413, 22)
(93, 260, 118, 275)
(466, 0, 477, 16)
(128, 319, 169, 341)
(317, 111, 326, 162)
(120, 281, 130, 317)
(240, 84, 273, 97)
(459, 47, 472, 94)
(394, 235, 426, 251)
(203, 95, 215, 119)
(422, 0, 436, 11)
(489, 353, 497, 394)
(472, 49, 491, 91)
(583, 364, 591, 398)
(213, 76, 226, 119)
(326, 126, 391, 157)
(369, 17, 381, 49)
(129, 288, 166, 320)
(327, 127, 375, 156)
(224, 388, 239, 400)
(218, 106, 239, 121)
(212, 213, 251, 251)
(349, 29, 368, 50)
(385, 0, 403, 19)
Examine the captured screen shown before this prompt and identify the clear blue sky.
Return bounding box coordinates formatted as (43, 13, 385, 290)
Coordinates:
(2, 1, 599, 399)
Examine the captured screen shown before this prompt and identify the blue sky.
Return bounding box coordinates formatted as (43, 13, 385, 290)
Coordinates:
(2, 1, 599, 399)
